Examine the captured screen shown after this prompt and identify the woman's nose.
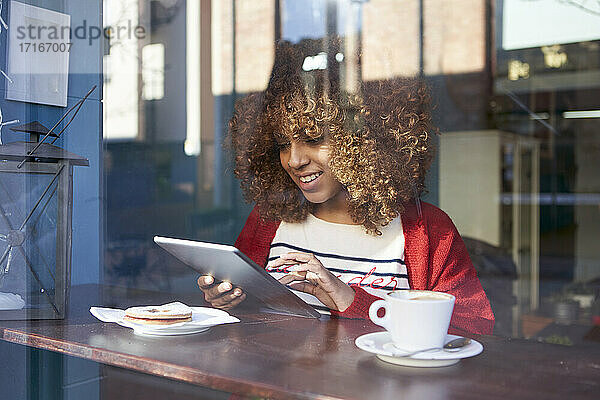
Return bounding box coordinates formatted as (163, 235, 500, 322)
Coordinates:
(287, 142, 309, 169)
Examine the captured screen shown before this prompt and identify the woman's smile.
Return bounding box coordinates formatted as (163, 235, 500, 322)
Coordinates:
(296, 171, 324, 188)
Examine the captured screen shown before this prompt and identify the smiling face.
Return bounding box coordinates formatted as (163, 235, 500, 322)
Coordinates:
(278, 136, 345, 207)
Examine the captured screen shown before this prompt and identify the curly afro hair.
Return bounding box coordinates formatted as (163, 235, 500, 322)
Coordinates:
(229, 38, 437, 235)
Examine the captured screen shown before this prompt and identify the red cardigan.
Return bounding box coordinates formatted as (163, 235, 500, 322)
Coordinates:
(234, 202, 495, 335)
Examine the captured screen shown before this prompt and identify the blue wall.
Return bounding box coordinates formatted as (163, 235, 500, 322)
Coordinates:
(1, 3, 103, 399)
(0, 0, 103, 285)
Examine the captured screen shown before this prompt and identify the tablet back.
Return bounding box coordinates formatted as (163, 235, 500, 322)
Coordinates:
(154, 236, 321, 318)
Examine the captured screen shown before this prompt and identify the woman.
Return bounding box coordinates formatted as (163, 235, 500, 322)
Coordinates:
(198, 39, 494, 335)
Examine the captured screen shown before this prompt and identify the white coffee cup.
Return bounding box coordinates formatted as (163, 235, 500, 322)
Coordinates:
(368, 290, 455, 352)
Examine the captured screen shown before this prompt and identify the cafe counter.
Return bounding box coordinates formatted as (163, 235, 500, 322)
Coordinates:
(0, 284, 599, 399)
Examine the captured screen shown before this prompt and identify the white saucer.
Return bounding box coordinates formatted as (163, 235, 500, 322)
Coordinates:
(355, 332, 483, 367)
(115, 307, 239, 336)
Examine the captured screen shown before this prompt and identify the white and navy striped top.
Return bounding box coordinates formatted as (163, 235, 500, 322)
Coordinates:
(266, 213, 410, 305)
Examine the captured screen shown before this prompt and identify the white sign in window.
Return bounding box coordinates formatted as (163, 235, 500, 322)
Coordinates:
(6, 1, 70, 107)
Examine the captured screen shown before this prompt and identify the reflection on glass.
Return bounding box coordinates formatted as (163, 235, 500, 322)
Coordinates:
(99, 0, 600, 346)
(142, 43, 165, 101)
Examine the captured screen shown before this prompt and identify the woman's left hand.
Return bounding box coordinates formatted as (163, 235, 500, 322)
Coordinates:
(271, 252, 355, 312)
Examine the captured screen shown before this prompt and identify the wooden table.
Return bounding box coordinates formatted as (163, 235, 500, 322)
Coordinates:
(1, 284, 599, 400)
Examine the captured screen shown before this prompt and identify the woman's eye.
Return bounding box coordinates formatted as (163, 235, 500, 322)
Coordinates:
(277, 142, 290, 149)
(305, 137, 322, 145)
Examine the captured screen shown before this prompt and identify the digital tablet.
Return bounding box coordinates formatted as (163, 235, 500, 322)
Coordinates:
(153, 236, 322, 319)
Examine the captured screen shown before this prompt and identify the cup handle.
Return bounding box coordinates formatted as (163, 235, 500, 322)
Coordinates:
(369, 299, 389, 329)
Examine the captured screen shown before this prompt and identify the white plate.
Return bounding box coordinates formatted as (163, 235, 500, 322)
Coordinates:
(117, 306, 239, 336)
(355, 332, 483, 367)
(132, 326, 211, 336)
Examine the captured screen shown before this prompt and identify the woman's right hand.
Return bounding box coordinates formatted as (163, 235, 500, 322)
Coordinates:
(196, 275, 246, 310)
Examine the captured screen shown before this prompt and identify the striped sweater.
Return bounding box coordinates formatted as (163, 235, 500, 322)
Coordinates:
(266, 214, 409, 302)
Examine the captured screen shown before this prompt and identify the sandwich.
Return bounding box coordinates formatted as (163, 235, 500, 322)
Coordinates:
(123, 302, 193, 325)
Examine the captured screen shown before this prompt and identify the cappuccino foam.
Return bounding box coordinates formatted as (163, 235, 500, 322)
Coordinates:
(409, 295, 445, 301)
